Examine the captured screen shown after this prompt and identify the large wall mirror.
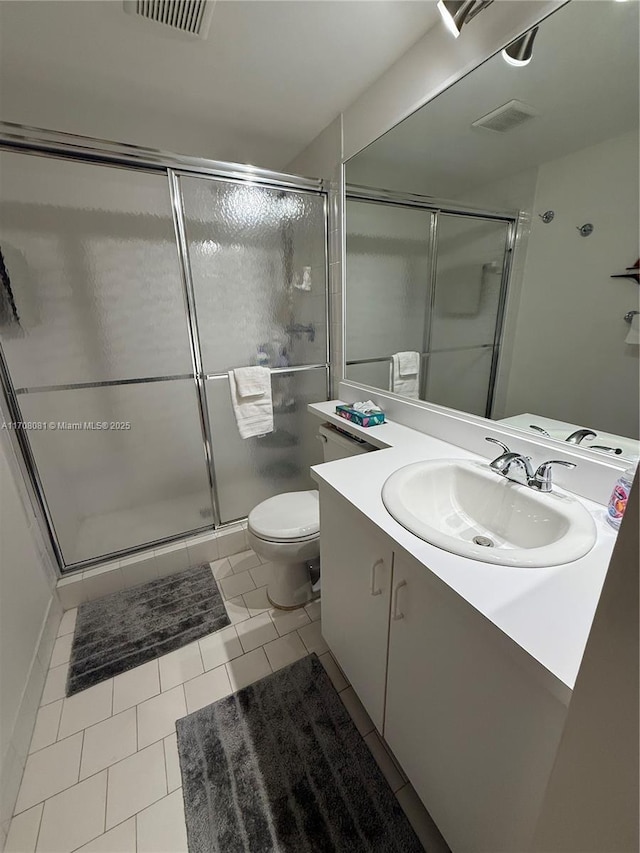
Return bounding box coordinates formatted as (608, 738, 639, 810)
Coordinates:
(344, 0, 639, 460)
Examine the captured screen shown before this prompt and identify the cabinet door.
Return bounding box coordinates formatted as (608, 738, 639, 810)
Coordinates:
(319, 486, 393, 732)
(384, 551, 567, 853)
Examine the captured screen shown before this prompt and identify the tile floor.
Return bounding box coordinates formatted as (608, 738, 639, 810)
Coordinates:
(5, 550, 449, 853)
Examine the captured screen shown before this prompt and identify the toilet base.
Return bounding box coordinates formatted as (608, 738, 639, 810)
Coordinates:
(267, 559, 317, 610)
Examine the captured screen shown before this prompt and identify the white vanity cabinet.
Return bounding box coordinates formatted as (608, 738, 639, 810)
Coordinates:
(319, 488, 393, 732)
(319, 485, 569, 853)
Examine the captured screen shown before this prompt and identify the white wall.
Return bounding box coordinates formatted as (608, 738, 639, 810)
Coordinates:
(531, 476, 639, 853)
(502, 130, 640, 437)
(0, 417, 60, 848)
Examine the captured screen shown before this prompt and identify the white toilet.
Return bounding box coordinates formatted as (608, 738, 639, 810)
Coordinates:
(247, 424, 375, 609)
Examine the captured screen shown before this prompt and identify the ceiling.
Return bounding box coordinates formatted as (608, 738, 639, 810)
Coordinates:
(348, 0, 640, 198)
(0, 0, 440, 170)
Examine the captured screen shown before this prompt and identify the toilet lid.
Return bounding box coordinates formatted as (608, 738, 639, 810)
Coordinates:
(248, 490, 319, 541)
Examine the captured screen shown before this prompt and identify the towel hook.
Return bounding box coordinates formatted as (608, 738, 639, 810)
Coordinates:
(538, 210, 554, 224)
(624, 310, 639, 323)
(577, 223, 594, 237)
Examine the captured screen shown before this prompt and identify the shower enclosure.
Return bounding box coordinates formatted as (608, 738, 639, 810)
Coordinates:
(0, 126, 329, 572)
(344, 188, 515, 416)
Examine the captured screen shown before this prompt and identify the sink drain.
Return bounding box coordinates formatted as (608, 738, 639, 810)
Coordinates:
(473, 535, 494, 548)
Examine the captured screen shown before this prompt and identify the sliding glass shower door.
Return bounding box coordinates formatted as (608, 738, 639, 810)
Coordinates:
(0, 151, 213, 567)
(0, 146, 329, 570)
(178, 175, 328, 523)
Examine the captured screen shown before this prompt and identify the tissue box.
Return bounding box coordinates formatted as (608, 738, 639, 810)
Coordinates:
(335, 405, 385, 428)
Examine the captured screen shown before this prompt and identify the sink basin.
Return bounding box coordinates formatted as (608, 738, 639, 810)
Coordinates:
(381, 459, 597, 567)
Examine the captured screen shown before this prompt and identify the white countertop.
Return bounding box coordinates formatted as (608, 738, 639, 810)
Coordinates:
(309, 400, 617, 696)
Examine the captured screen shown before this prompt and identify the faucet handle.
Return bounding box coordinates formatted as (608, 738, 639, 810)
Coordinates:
(532, 459, 577, 492)
(485, 437, 510, 454)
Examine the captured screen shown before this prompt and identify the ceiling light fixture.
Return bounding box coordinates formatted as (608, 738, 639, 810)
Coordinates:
(502, 27, 539, 67)
(437, 0, 494, 38)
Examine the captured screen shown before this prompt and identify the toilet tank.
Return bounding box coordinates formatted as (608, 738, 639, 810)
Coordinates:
(318, 424, 376, 462)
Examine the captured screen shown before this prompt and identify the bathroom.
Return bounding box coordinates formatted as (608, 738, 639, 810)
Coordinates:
(0, 0, 637, 850)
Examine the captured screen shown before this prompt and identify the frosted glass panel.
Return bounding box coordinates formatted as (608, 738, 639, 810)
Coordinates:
(345, 200, 432, 366)
(18, 381, 212, 565)
(180, 177, 327, 373)
(425, 348, 494, 417)
(430, 216, 509, 352)
(206, 369, 327, 523)
(0, 151, 193, 388)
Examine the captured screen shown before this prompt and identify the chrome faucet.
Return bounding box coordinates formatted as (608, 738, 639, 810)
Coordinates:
(486, 438, 534, 483)
(565, 428, 597, 445)
(485, 437, 576, 492)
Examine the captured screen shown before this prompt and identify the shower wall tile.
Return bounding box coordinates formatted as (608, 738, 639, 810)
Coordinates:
(154, 543, 191, 579)
(82, 563, 125, 601)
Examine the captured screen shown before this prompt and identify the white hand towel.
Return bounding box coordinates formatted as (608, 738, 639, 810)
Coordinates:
(229, 367, 274, 439)
(392, 352, 420, 399)
(396, 351, 420, 377)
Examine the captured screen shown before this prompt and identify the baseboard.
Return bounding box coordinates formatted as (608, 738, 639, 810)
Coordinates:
(0, 593, 63, 842)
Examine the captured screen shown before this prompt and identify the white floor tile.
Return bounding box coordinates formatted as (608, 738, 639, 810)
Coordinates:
(41, 663, 68, 706)
(236, 612, 278, 653)
(113, 660, 159, 714)
(199, 625, 243, 670)
(298, 620, 328, 655)
(229, 550, 261, 575)
(163, 734, 182, 793)
(106, 741, 166, 830)
(219, 570, 256, 600)
(224, 596, 251, 625)
(58, 679, 113, 740)
(158, 643, 203, 692)
(396, 784, 450, 853)
(340, 687, 375, 737)
(242, 585, 270, 617)
(57, 609, 77, 637)
(365, 731, 406, 793)
(184, 665, 232, 714)
(15, 733, 82, 813)
(248, 561, 277, 588)
(49, 633, 74, 668)
(80, 708, 137, 780)
(209, 557, 233, 581)
(137, 789, 188, 853)
(304, 599, 321, 622)
(4, 804, 42, 853)
(225, 648, 272, 691)
(29, 700, 63, 753)
(270, 607, 311, 637)
(319, 652, 348, 693)
(36, 771, 107, 853)
(263, 633, 308, 672)
(137, 686, 186, 749)
(74, 818, 136, 853)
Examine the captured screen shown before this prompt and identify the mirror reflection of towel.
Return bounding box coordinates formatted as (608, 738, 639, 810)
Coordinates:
(392, 352, 419, 398)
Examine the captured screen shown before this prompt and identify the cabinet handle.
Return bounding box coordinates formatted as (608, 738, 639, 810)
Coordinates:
(392, 580, 407, 620)
(370, 558, 384, 596)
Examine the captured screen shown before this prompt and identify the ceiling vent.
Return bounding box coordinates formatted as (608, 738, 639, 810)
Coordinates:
(471, 99, 538, 133)
(123, 0, 215, 39)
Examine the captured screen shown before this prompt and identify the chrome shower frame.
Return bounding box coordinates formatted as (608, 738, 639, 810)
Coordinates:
(0, 122, 331, 574)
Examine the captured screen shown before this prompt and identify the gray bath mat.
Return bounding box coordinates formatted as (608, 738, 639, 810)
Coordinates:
(176, 653, 423, 853)
(66, 564, 230, 696)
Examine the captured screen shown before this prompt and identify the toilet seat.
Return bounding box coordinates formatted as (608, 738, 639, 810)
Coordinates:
(248, 490, 319, 542)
